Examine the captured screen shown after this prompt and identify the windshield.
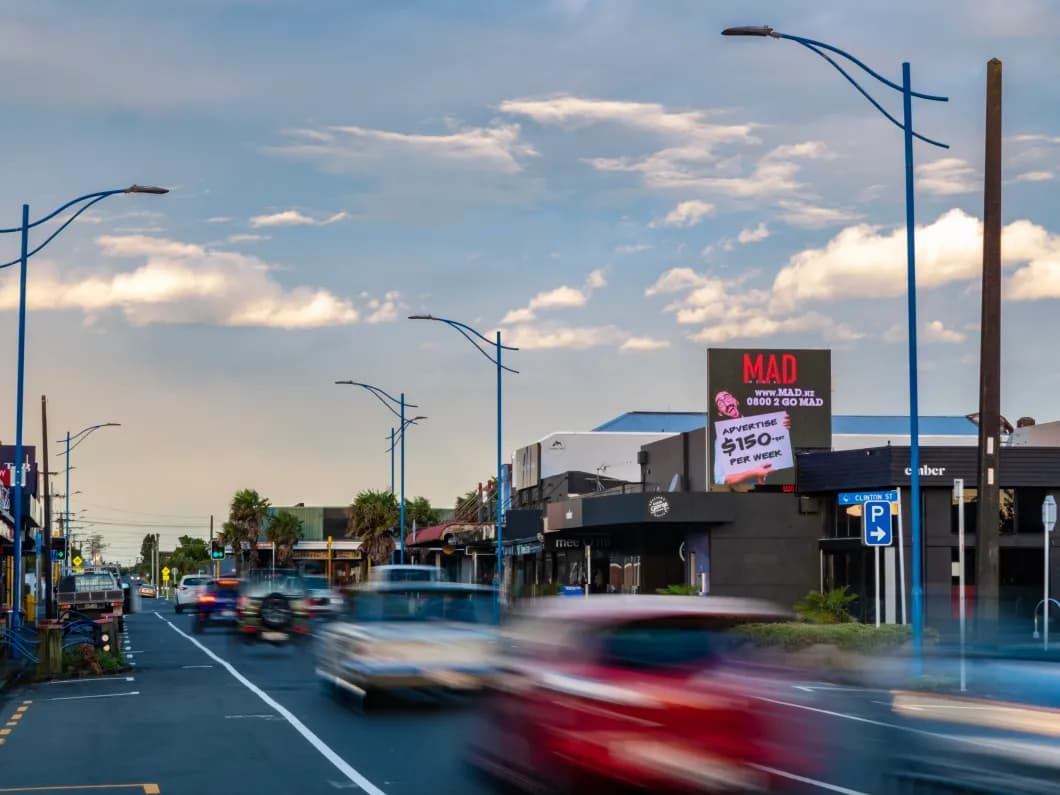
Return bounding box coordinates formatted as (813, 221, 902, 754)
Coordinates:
(350, 589, 492, 624)
(242, 572, 307, 597)
(304, 576, 330, 590)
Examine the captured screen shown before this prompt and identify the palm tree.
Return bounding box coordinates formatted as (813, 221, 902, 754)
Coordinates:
(266, 510, 304, 567)
(224, 488, 270, 573)
(405, 496, 440, 530)
(348, 490, 399, 564)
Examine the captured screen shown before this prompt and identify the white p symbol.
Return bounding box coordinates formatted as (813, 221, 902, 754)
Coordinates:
(871, 504, 886, 523)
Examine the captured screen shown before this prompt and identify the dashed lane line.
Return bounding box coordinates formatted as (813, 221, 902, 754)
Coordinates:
(154, 611, 386, 795)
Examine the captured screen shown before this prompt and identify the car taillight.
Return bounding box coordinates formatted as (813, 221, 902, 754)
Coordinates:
(198, 594, 216, 604)
(111, 601, 123, 607)
(60, 603, 71, 610)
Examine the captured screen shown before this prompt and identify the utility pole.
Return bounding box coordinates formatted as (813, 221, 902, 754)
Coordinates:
(41, 396, 55, 620)
(975, 58, 1003, 628)
(210, 514, 217, 578)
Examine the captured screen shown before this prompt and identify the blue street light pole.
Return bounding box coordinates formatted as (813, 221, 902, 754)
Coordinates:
(58, 423, 121, 576)
(387, 416, 427, 498)
(4, 185, 165, 635)
(336, 381, 419, 564)
(722, 26, 948, 666)
(408, 314, 519, 619)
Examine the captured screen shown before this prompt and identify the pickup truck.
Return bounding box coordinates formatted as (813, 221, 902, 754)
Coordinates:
(56, 571, 125, 628)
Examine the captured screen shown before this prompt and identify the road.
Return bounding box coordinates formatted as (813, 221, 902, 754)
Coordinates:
(0, 602, 976, 795)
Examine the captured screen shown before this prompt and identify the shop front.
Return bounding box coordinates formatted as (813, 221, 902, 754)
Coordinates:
(798, 444, 1060, 633)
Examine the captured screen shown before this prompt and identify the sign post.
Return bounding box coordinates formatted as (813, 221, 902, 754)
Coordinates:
(584, 543, 591, 599)
(1044, 495, 1056, 651)
(863, 500, 892, 628)
(896, 487, 907, 625)
(955, 479, 966, 692)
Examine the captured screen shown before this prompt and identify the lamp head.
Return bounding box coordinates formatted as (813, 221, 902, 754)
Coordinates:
(721, 25, 780, 38)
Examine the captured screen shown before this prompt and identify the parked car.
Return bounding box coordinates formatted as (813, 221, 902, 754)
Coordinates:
(467, 595, 818, 794)
(139, 582, 157, 598)
(235, 569, 311, 644)
(316, 581, 497, 707)
(192, 578, 241, 633)
(175, 575, 210, 613)
(303, 575, 343, 618)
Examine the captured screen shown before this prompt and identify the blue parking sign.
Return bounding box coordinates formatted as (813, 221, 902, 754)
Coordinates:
(862, 500, 892, 546)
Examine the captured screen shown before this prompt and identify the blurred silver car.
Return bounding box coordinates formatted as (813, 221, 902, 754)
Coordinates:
(302, 574, 343, 618)
(316, 581, 497, 706)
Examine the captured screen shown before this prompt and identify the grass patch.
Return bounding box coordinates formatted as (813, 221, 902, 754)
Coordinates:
(729, 622, 937, 654)
(656, 584, 700, 595)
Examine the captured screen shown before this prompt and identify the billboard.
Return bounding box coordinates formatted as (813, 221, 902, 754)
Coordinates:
(707, 349, 831, 488)
(512, 443, 540, 491)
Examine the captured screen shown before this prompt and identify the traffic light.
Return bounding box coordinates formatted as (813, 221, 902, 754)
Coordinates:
(210, 541, 224, 560)
(52, 536, 67, 560)
(92, 621, 114, 653)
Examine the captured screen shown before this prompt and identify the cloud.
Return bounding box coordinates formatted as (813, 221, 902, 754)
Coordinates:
(615, 243, 652, 254)
(206, 216, 233, 224)
(362, 290, 404, 324)
(268, 122, 538, 175)
(772, 208, 1060, 307)
(619, 336, 670, 352)
(737, 223, 769, 244)
(499, 95, 756, 146)
(687, 312, 863, 345)
(0, 234, 400, 330)
(501, 269, 607, 323)
(1013, 170, 1055, 183)
(501, 323, 627, 350)
(917, 157, 977, 195)
(884, 320, 966, 344)
(249, 210, 350, 228)
(652, 200, 715, 228)
(226, 233, 269, 243)
(776, 200, 861, 229)
(1011, 133, 1060, 144)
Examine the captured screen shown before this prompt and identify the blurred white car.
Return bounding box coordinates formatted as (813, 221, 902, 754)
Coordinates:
(369, 565, 449, 584)
(302, 574, 343, 617)
(175, 574, 210, 613)
(316, 581, 497, 706)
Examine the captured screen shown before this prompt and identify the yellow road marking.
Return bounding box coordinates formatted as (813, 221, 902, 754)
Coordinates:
(0, 788, 159, 793)
(5, 722, 15, 727)
(0, 730, 10, 736)
(21, 701, 30, 705)
(15, 706, 28, 713)
(11, 714, 23, 721)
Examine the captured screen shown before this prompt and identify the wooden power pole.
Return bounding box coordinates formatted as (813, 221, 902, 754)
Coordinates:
(975, 58, 1003, 625)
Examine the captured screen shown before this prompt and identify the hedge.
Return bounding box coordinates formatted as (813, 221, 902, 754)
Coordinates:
(728, 622, 937, 654)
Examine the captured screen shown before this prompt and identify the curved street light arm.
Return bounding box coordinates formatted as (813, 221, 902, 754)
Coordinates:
(779, 33, 948, 102)
(0, 189, 124, 234)
(57, 422, 121, 456)
(409, 314, 520, 351)
(451, 323, 521, 374)
(792, 39, 948, 149)
(0, 195, 112, 271)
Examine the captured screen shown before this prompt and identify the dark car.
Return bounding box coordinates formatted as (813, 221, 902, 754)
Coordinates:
(235, 569, 311, 644)
(192, 578, 241, 633)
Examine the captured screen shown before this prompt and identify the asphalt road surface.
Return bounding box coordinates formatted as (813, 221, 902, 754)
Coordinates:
(0, 603, 958, 794)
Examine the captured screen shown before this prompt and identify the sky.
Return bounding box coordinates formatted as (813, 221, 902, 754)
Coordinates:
(1, 0, 1058, 562)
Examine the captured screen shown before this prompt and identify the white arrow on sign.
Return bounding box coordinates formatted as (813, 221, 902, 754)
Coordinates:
(871, 528, 887, 542)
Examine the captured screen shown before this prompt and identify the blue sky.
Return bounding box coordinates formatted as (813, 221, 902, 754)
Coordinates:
(1, 0, 1058, 560)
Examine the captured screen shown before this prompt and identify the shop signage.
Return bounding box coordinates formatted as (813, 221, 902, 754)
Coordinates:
(515, 541, 543, 556)
(648, 496, 671, 518)
(551, 535, 611, 550)
(904, 465, 947, 477)
(295, 549, 363, 560)
(0, 485, 9, 514)
(708, 348, 831, 489)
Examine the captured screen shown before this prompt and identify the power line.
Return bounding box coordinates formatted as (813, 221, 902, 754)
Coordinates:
(76, 502, 211, 520)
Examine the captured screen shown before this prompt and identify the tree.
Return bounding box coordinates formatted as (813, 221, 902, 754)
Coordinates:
(404, 497, 440, 530)
(223, 489, 270, 573)
(168, 535, 210, 576)
(348, 490, 398, 564)
(140, 533, 154, 565)
(266, 510, 304, 566)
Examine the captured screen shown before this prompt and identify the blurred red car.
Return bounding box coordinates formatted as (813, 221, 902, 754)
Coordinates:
(468, 595, 820, 794)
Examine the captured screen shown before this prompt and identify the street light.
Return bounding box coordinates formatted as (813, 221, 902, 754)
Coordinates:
(387, 417, 427, 496)
(335, 381, 419, 564)
(5, 185, 165, 635)
(408, 314, 519, 617)
(721, 26, 947, 665)
(58, 423, 121, 582)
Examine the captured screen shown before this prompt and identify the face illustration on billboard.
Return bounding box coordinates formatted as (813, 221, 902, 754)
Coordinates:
(707, 349, 831, 488)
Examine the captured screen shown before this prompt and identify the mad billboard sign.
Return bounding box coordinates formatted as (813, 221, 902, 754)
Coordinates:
(708, 349, 831, 489)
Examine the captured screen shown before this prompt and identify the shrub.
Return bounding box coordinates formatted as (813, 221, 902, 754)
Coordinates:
(656, 584, 700, 595)
(62, 643, 126, 677)
(729, 622, 936, 654)
(794, 586, 858, 623)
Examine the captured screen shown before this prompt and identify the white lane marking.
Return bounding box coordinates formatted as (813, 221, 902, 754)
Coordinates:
(751, 765, 870, 795)
(793, 685, 889, 693)
(155, 611, 386, 795)
(225, 714, 281, 720)
(45, 690, 140, 702)
(182, 665, 214, 669)
(44, 676, 135, 685)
